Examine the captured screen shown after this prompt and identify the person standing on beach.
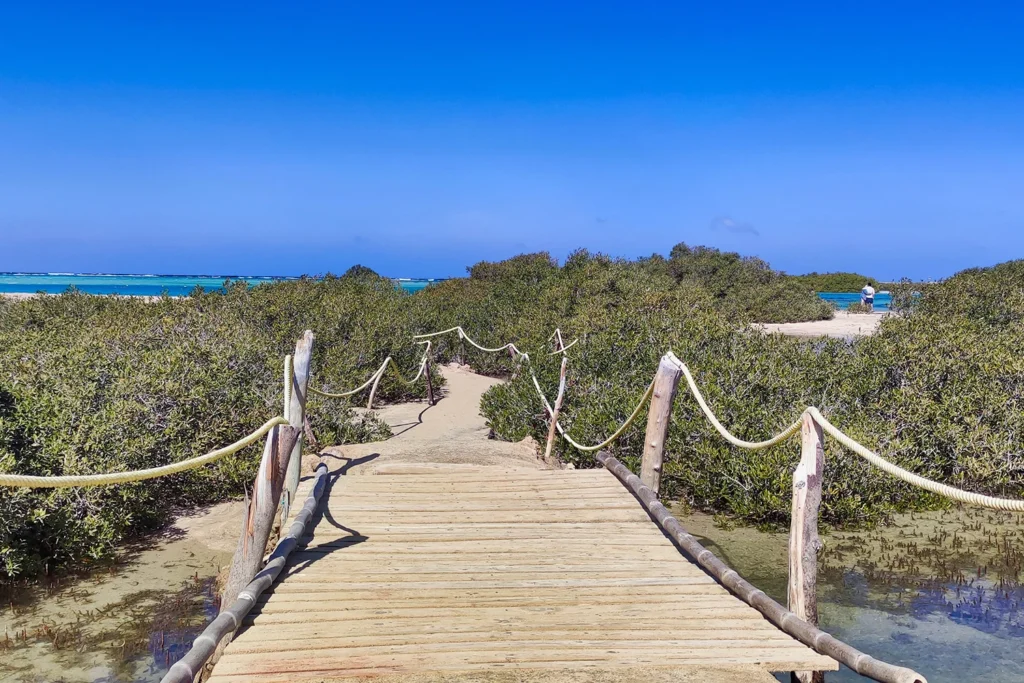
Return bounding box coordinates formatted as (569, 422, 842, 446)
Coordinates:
(861, 283, 876, 311)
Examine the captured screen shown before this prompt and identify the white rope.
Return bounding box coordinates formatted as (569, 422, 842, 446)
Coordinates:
(0, 417, 289, 488)
(529, 366, 653, 453)
(308, 357, 391, 398)
(417, 326, 575, 359)
(679, 360, 1024, 511)
(807, 407, 1024, 512)
(549, 338, 579, 355)
(283, 354, 293, 422)
(679, 364, 802, 450)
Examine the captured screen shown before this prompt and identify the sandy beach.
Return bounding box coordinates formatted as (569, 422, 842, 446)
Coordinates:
(1, 291, 173, 301)
(757, 310, 886, 338)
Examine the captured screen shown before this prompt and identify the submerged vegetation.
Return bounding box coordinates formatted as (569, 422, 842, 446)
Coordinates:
(1, 243, 1021, 579)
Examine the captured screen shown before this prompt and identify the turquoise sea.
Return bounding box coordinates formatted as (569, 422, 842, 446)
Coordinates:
(2, 275, 889, 310)
(0, 273, 440, 297)
(818, 291, 892, 311)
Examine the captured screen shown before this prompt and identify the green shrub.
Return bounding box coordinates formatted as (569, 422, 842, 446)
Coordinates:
(846, 302, 874, 314)
(479, 257, 1024, 528)
(7, 249, 1017, 575)
(0, 274, 441, 579)
(792, 272, 879, 292)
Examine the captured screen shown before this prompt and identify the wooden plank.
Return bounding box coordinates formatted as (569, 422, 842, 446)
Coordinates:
(206, 464, 839, 682)
(245, 605, 764, 626)
(229, 626, 797, 650)
(257, 583, 731, 601)
(208, 665, 782, 683)
(362, 467, 606, 477)
(285, 546, 687, 559)
(329, 482, 627, 492)
(323, 500, 642, 511)
(253, 593, 734, 612)
(301, 528, 662, 537)
(337, 472, 615, 483)
(211, 648, 837, 677)
(308, 510, 652, 524)
(275, 570, 714, 584)
(230, 618, 791, 643)
(262, 576, 718, 590)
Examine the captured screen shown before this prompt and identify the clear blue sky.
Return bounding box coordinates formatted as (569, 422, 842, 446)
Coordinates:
(2, 2, 1022, 280)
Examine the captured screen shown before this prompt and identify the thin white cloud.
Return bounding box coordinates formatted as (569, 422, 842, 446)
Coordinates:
(710, 215, 759, 236)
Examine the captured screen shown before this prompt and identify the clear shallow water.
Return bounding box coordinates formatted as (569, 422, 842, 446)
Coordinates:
(0, 273, 439, 297)
(678, 508, 1024, 682)
(818, 291, 892, 312)
(0, 511, 233, 683)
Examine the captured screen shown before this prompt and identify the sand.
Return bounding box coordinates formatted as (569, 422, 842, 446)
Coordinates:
(756, 310, 886, 338)
(1, 502, 239, 682)
(324, 362, 546, 473)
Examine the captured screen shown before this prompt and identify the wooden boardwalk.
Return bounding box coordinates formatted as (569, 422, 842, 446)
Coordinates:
(208, 465, 837, 682)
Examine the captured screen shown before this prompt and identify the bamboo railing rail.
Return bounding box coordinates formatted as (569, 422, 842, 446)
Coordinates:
(596, 451, 926, 683)
(161, 462, 329, 683)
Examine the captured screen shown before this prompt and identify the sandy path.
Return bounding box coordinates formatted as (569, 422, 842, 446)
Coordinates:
(757, 311, 886, 338)
(318, 363, 545, 474)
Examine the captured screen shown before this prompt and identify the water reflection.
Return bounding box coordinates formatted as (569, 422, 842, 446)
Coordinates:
(1, 577, 219, 683)
(1, 504, 233, 682)
(677, 507, 1024, 682)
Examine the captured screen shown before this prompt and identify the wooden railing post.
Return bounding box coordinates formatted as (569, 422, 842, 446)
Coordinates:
(789, 412, 825, 683)
(543, 356, 568, 460)
(640, 353, 683, 494)
(424, 357, 435, 406)
(283, 331, 314, 525)
(221, 424, 299, 609)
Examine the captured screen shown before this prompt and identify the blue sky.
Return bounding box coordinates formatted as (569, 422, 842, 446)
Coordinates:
(2, 2, 1022, 280)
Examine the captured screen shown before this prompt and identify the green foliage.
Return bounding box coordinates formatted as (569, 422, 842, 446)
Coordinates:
(7, 249, 1017, 575)
(846, 302, 874, 314)
(915, 260, 1024, 326)
(792, 272, 879, 292)
(408, 244, 832, 380)
(478, 256, 1024, 529)
(667, 244, 835, 323)
(0, 276, 443, 579)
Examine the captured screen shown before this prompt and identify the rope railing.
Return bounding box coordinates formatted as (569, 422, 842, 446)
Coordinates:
(307, 356, 392, 398)
(0, 417, 290, 488)
(428, 321, 1023, 513)
(307, 341, 432, 398)
(677, 362, 1024, 512)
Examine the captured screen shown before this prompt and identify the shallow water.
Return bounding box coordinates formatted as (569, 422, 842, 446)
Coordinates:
(7, 501, 1021, 682)
(0, 273, 440, 297)
(0, 506, 236, 682)
(678, 507, 1024, 682)
(818, 292, 892, 311)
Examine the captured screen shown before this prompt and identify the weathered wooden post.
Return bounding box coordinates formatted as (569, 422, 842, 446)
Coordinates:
(640, 353, 684, 494)
(424, 357, 435, 406)
(221, 424, 299, 609)
(543, 356, 569, 459)
(789, 411, 825, 683)
(282, 331, 314, 526)
(303, 414, 320, 453)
